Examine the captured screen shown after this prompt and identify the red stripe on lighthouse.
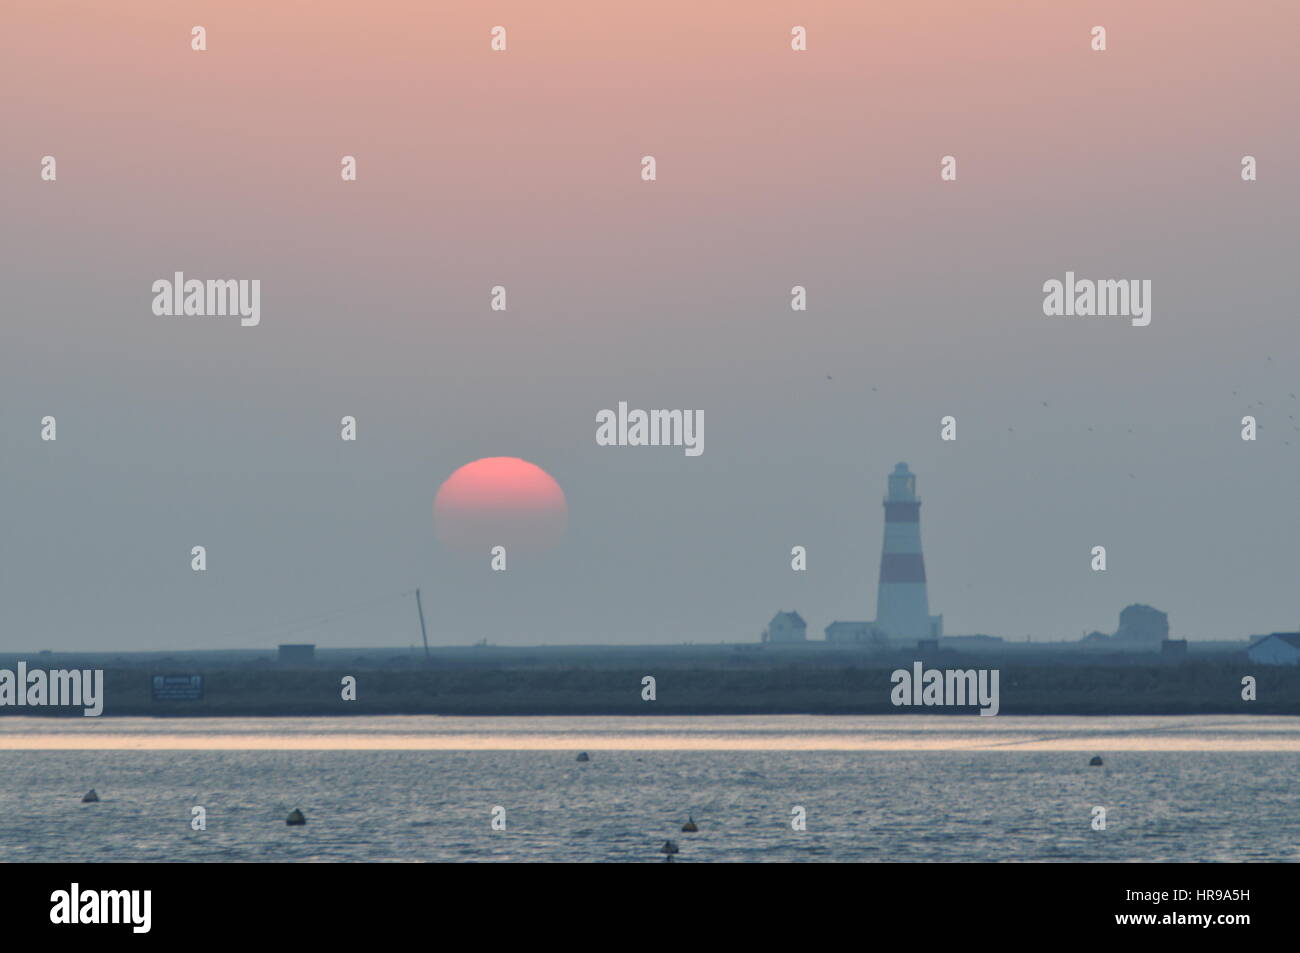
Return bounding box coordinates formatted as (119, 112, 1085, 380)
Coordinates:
(880, 553, 927, 583)
(884, 502, 920, 522)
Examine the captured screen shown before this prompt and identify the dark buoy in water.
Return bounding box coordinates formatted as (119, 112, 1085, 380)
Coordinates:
(1089, 756, 1104, 767)
(681, 815, 698, 832)
(660, 839, 679, 856)
(81, 789, 99, 803)
(286, 809, 306, 826)
(576, 752, 590, 762)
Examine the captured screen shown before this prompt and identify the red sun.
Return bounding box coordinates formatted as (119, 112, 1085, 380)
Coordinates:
(433, 457, 567, 555)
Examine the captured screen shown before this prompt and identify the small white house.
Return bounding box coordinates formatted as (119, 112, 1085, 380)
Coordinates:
(1247, 633, 1300, 666)
(765, 611, 807, 643)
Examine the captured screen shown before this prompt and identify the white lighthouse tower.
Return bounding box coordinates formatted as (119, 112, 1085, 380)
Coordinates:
(875, 463, 942, 641)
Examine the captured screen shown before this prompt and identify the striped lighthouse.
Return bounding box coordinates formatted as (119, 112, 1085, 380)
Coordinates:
(875, 463, 942, 640)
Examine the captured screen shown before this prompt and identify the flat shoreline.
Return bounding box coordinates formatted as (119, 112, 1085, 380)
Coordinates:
(0, 661, 1295, 717)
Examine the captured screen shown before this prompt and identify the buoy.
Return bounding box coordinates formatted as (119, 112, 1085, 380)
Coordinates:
(660, 839, 679, 855)
(1089, 756, 1104, 766)
(81, 789, 99, 803)
(576, 752, 590, 762)
(681, 815, 698, 832)
(286, 809, 306, 826)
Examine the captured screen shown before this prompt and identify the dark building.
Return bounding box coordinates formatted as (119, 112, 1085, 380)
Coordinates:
(1247, 633, 1300, 666)
(764, 611, 807, 643)
(1114, 604, 1169, 642)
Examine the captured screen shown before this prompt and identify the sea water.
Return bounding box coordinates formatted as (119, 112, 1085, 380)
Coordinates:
(0, 715, 1295, 862)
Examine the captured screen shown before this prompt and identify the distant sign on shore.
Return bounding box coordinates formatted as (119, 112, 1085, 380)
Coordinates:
(151, 675, 203, 701)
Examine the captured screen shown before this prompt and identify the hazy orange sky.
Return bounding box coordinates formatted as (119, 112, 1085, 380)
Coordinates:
(3, 2, 1299, 648)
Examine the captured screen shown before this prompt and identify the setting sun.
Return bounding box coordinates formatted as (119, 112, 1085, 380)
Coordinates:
(433, 457, 567, 555)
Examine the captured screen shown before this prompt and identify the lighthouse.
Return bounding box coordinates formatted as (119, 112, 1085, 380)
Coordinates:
(875, 463, 942, 640)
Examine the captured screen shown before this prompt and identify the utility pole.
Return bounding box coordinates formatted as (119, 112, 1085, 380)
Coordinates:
(415, 588, 430, 662)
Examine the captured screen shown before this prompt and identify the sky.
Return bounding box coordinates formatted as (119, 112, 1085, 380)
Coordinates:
(2, 1, 1299, 650)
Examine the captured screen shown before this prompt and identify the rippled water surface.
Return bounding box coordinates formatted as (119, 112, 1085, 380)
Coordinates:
(0, 716, 1295, 861)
